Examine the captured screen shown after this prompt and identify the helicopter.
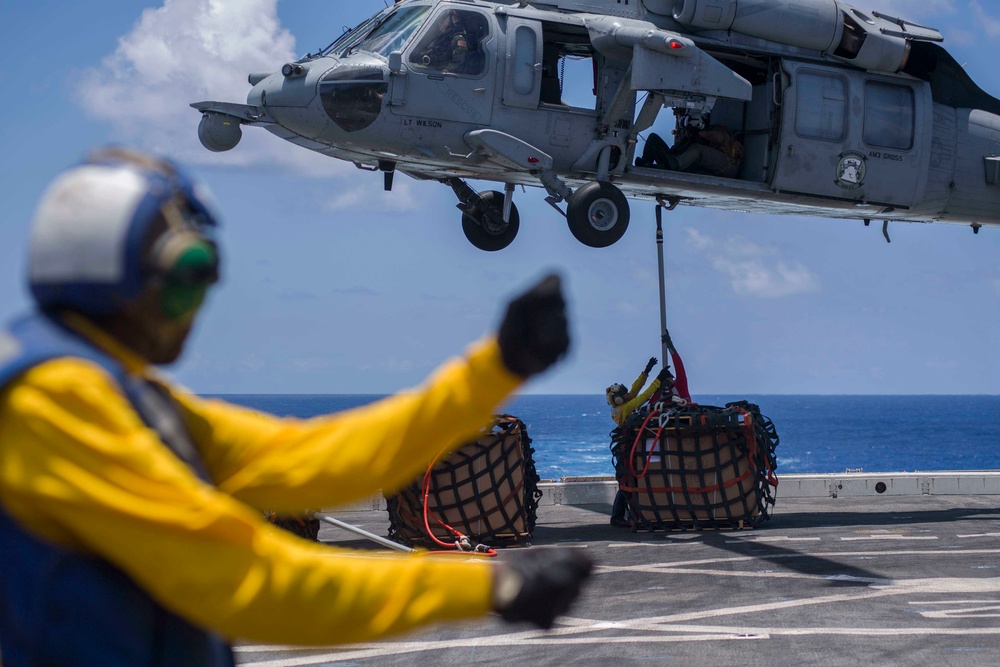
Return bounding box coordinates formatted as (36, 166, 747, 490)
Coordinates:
(192, 0, 1000, 251)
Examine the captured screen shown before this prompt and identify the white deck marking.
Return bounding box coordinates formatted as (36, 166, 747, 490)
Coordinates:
(557, 621, 1000, 638)
(237, 617, 1000, 666)
(236, 574, 1000, 665)
(917, 605, 1000, 619)
(608, 541, 703, 548)
(596, 547, 1000, 575)
(840, 535, 938, 541)
(909, 600, 1000, 604)
(237, 633, 767, 666)
(724, 536, 822, 543)
(618, 567, 845, 582)
(957, 532, 1000, 538)
(881, 578, 1000, 594)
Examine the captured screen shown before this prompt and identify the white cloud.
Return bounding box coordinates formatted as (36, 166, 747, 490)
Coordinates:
(860, 1, 1000, 49)
(971, 0, 1000, 38)
(944, 27, 978, 46)
(290, 357, 333, 373)
(75, 0, 343, 175)
(614, 257, 658, 288)
(686, 228, 713, 251)
(614, 301, 643, 317)
(324, 179, 422, 214)
(685, 228, 820, 298)
(860, 0, 957, 19)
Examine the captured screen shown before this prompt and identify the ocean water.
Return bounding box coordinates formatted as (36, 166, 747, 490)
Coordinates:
(214, 394, 1000, 480)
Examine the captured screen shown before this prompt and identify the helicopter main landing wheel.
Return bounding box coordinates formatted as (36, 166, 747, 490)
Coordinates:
(566, 181, 630, 248)
(461, 190, 520, 251)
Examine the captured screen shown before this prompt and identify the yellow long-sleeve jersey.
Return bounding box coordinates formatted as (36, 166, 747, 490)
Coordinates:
(610, 371, 661, 426)
(0, 316, 522, 646)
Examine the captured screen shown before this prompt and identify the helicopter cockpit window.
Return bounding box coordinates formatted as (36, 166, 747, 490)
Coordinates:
(409, 9, 490, 76)
(864, 81, 915, 150)
(794, 72, 848, 141)
(324, 9, 387, 57)
(341, 6, 431, 58)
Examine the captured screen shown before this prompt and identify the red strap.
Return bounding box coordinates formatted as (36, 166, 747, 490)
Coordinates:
(669, 347, 691, 402)
(628, 411, 662, 479)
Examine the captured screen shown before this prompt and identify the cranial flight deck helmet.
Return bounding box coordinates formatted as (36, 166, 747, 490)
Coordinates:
(29, 147, 221, 319)
(606, 383, 628, 406)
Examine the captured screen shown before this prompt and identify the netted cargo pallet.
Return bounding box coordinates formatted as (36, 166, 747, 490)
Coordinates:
(264, 511, 320, 541)
(612, 401, 778, 531)
(386, 415, 541, 548)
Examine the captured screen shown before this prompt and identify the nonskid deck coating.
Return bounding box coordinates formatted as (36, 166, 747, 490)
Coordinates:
(235, 484, 1000, 666)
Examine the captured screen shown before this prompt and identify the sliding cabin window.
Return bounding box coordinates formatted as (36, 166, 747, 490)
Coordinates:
(864, 81, 915, 150)
(512, 25, 537, 94)
(794, 71, 848, 142)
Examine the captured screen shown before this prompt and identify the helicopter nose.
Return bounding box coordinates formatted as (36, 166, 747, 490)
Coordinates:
(248, 59, 388, 138)
(249, 67, 317, 108)
(247, 60, 334, 138)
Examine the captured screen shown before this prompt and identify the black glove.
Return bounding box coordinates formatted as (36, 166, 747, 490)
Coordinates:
(493, 548, 593, 629)
(656, 367, 674, 385)
(498, 274, 570, 378)
(643, 357, 658, 375)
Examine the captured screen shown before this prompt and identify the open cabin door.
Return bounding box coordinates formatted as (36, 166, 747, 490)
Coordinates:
(772, 61, 932, 210)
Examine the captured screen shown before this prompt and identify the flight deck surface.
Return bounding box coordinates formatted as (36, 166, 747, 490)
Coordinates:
(235, 479, 1000, 666)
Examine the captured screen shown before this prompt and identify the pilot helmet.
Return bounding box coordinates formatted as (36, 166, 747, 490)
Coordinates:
(28, 147, 221, 317)
(606, 383, 629, 406)
(440, 9, 462, 27)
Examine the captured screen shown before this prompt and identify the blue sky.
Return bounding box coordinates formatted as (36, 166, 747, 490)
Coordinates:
(1, 0, 998, 395)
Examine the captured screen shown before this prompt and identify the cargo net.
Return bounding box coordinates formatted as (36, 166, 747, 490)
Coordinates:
(386, 415, 542, 549)
(264, 510, 320, 541)
(611, 400, 779, 531)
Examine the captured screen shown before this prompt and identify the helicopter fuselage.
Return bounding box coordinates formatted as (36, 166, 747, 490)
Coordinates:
(193, 0, 1000, 249)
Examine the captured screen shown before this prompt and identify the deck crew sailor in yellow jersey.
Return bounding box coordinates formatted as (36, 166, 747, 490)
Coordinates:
(0, 147, 591, 666)
(607, 357, 676, 427)
(607, 357, 676, 526)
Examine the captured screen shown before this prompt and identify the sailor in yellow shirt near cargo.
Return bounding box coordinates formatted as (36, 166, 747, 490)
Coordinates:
(606, 357, 677, 426)
(0, 148, 591, 666)
(607, 357, 675, 526)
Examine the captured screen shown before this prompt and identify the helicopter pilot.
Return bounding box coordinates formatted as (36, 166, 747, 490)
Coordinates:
(413, 9, 483, 75)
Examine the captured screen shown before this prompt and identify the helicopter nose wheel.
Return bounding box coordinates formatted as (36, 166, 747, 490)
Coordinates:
(461, 190, 520, 252)
(566, 182, 630, 248)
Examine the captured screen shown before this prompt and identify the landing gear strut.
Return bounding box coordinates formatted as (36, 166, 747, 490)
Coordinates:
(447, 179, 519, 252)
(566, 181, 630, 248)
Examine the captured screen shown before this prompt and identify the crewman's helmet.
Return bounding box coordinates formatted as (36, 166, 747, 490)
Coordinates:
(606, 383, 629, 406)
(439, 9, 462, 29)
(28, 147, 221, 318)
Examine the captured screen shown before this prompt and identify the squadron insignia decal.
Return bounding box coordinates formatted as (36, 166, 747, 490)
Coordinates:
(835, 151, 867, 190)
